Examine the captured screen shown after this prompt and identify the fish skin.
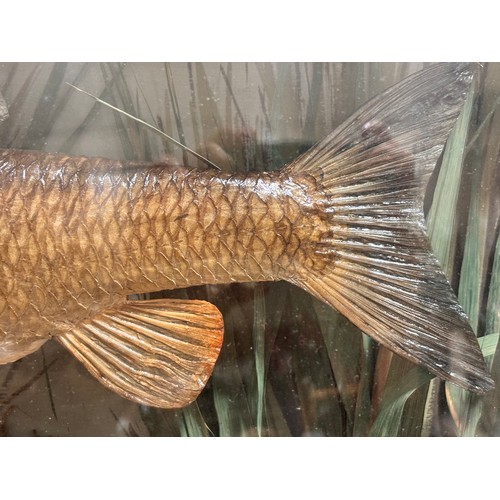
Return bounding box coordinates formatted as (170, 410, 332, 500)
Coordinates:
(0, 62, 494, 407)
(0, 150, 321, 351)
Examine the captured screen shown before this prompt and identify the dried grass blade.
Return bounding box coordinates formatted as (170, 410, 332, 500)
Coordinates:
(67, 82, 220, 170)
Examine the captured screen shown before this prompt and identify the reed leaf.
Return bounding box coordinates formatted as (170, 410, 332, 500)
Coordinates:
(0, 91, 8, 124)
(255, 63, 276, 105)
(427, 88, 474, 277)
(303, 63, 324, 140)
(369, 365, 432, 437)
(23, 63, 68, 150)
(313, 300, 363, 436)
(211, 287, 253, 436)
(445, 335, 499, 436)
(180, 403, 210, 437)
(481, 228, 500, 434)
(195, 63, 223, 148)
(1, 62, 499, 437)
(252, 284, 266, 436)
(270, 63, 301, 144)
(352, 335, 376, 436)
(0, 64, 40, 147)
(444, 64, 500, 436)
(369, 74, 474, 437)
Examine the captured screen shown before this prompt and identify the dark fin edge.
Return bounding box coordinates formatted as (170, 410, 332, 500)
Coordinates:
(57, 299, 224, 408)
(285, 63, 494, 393)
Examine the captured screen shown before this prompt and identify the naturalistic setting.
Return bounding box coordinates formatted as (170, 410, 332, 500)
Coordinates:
(0, 62, 499, 436)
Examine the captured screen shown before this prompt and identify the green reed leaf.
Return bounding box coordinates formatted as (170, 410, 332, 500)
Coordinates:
(369, 365, 432, 437)
(180, 403, 210, 437)
(211, 287, 253, 436)
(445, 335, 499, 436)
(427, 88, 474, 276)
(0, 64, 40, 147)
(313, 300, 363, 435)
(252, 284, 266, 437)
(370, 74, 474, 437)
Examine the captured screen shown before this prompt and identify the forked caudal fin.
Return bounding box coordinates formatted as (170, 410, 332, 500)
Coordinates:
(284, 63, 494, 393)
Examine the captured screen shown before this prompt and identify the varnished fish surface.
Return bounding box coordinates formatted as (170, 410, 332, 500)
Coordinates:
(0, 63, 494, 408)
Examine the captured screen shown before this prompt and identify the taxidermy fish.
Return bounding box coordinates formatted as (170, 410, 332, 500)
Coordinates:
(0, 63, 494, 409)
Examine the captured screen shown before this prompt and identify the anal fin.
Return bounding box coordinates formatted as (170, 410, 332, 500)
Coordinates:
(57, 299, 224, 408)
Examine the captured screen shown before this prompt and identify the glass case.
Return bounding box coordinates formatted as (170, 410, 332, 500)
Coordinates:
(0, 62, 498, 436)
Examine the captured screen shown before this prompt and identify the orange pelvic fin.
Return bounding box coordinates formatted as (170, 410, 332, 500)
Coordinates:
(57, 299, 224, 408)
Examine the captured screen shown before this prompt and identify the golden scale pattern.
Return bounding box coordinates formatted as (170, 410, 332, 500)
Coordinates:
(0, 149, 327, 346)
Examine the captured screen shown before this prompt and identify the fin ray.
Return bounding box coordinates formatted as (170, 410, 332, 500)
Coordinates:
(57, 299, 224, 408)
(285, 63, 494, 393)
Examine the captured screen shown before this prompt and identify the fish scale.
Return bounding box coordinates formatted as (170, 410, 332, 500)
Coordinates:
(0, 150, 315, 345)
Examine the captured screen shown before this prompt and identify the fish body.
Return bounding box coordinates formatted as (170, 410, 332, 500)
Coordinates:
(0, 63, 494, 407)
(0, 152, 317, 345)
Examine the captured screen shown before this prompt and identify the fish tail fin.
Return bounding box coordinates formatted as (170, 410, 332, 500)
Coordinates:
(283, 63, 494, 393)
